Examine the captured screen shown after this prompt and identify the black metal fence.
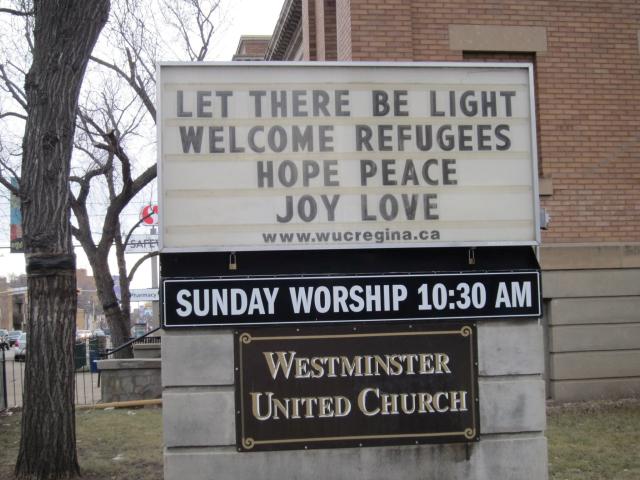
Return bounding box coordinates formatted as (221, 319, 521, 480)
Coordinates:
(1, 347, 8, 410)
(0, 333, 163, 411)
(0, 339, 104, 410)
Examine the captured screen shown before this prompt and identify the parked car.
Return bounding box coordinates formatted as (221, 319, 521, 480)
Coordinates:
(8, 330, 23, 347)
(14, 332, 27, 362)
(0, 329, 9, 351)
(76, 329, 92, 341)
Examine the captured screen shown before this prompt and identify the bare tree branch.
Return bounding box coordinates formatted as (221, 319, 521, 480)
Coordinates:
(69, 152, 113, 204)
(0, 173, 19, 195)
(161, 0, 219, 62)
(0, 7, 33, 16)
(0, 111, 27, 120)
(90, 54, 156, 121)
(0, 149, 20, 195)
(127, 251, 158, 283)
(0, 63, 28, 110)
(123, 211, 155, 251)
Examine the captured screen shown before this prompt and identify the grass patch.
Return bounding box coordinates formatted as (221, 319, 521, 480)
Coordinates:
(0, 407, 162, 480)
(547, 399, 640, 480)
(1, 399, 639, 479)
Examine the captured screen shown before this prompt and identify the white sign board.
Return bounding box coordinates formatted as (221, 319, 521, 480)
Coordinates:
(125, 234, 159, 253)
(158, 62, 539, 252)
(130, 288, 159, 302)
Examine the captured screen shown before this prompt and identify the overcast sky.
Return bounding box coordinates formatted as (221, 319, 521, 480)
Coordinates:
(214, 0, 283, 61)
(0, 0, 284, 285)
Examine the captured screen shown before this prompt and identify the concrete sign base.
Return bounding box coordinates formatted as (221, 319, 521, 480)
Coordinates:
(162, 319, 547, 479)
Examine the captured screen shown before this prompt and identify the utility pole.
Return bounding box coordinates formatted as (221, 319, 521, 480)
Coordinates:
(151, 225, 159, 329)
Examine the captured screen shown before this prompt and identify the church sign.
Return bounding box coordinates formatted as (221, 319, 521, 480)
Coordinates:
(234, 322, 479, 451)
(158, 63, 539, 252)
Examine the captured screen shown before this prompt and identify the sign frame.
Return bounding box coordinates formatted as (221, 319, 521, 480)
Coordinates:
(234, 322, 480, 452)
(162, 270, 541, 328)
(157, 61, 541, 253)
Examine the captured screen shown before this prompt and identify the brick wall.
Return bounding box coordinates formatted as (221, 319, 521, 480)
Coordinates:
(242, 39, 270, 56)
(324, 0, 337, 60)
(302, 0, 316, 60)
(336, 0, 352, 59)
(339, 0, 640, 244)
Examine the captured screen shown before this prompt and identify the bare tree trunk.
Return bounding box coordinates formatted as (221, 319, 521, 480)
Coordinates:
(72, 181, 133, 359)
(114, 224, 132, 329)
(16, 1, 109, 479)
(91, 253, 132, 358)
(16, 274, 78, 478)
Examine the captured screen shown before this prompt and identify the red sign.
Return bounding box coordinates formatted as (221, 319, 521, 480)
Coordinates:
(140, 204, 159, 225)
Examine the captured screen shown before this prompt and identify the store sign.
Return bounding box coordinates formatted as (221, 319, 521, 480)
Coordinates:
(125, 234, 159, 253)
(140, 204, 159, 225)
(130, 288, 159, 302)
(162, 271, 540, 328)
(235, 323, 479, 451)
(158, 63, 539, 252)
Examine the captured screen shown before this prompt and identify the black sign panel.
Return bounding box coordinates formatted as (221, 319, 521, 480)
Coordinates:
(235, 322, 479, 452)
(163, 271, 540, 328)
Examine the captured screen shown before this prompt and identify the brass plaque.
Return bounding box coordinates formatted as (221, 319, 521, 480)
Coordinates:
(235, 322, 479, 452)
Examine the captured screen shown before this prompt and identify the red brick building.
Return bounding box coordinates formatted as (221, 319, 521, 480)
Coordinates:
(240, 0, 640, 402)
(233, 35, 272, 61)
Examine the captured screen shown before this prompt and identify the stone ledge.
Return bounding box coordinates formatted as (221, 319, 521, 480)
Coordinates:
(540, 243, 640, 270)
(548, 297, 640, 326)
(449, 25, 547, 52)
(550, 350, 640, 380)
(133, 343, 162, 359)
(97, 358, 161, 370)
(542, 269, 640, 298)
(164, 434, 548, 480)
(99, 360, 162, 403)
(550, 377, 640, 403)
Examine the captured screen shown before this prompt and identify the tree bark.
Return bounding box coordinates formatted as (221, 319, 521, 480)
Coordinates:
(16, 274, 78, 478)
(87, 248, 133, 359)
(16, 1, 110, 479)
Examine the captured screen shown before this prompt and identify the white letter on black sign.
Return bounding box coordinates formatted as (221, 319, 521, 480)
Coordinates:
(176, 289, 192, 317)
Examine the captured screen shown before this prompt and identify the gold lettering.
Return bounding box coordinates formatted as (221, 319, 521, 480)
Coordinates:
(340, 355, 362, 376)
(418, 392, 434, 413)
(294, 357, 311, 378)
(404, 354, 418, 374)
(357, 388, 380, 416)
(388, 355, 403, 375)
(381, 392, 399, 415)
(318, 396, 334, 417)
(272, 397, 290, 419)
(310, 357, 325, 378)
(263, 351, 296, 380)
(250, 391, 273, 420)
(433, 392, 449, 412)
(301, 397, 318, 418)
(400, 393, 417, 414)
(335, 396, 352, 417)
(435, 353, 451, 373)
(374, 355, 391, 375)
(419, 353, 434, 374)
(450, 390, 468, 412)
